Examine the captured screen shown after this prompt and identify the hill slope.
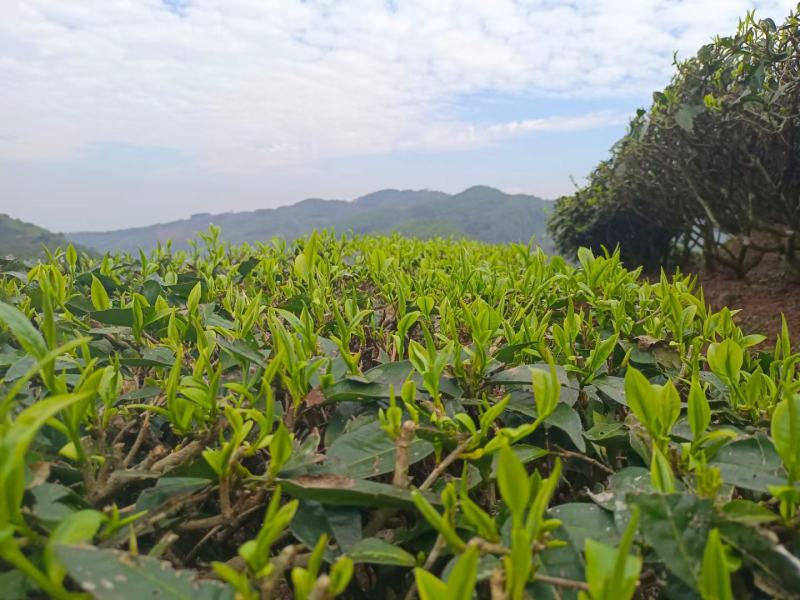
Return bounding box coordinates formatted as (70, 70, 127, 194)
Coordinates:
(67, 187, 552, 253)
(0, 214, 74, 259)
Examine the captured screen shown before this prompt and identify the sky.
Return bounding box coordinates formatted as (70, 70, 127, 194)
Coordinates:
(1, 0, 797, 232)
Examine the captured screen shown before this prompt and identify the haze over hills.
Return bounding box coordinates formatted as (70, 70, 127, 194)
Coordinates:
(67, 186, 553, 253)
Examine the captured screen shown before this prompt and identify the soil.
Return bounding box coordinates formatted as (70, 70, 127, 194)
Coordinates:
(694, 252, 800, 345)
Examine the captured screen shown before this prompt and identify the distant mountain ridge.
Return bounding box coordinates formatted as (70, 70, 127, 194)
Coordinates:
(66, 186, 552, 253)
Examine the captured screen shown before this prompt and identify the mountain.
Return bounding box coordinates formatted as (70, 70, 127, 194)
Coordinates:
(0, 214, 75, 259)
(66, 186, 552, 253)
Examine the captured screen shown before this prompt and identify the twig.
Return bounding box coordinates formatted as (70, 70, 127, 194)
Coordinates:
(308, 575, 332, 600)
(363, 508, 393, 538)
(392, 420, 416, 488)
(88, 469, 160, 505)
(404, 535, 446, 600)
(262, 547, 310, 598)
(111, 418, 140, 447)
(469, 538, 510, 555)
(99, 487, 215, 549)
(214, 493, 269, 545)
(553, 445, 614, 475)
(180, 514, 227, 531)
(490, 568, 505, 600)
(151, 440, 204, 473)
(364, 421, 419, 537)
(148, 532, 179, 559)
(91, 430, 213, 504)
(533, 573, 590, 591)
(181, 488, 265, 531)
(419, 438, 471, 491)
(123, 412, 150, 468)
(219, 475, 232, 518)
(185, 525, 223, 563)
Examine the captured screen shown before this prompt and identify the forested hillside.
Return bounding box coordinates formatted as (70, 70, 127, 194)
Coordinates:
(69, 186, 552, 253)
(0, 214, 74, 260)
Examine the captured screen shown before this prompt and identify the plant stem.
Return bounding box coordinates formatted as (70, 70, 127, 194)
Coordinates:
(533, 573, 590, 591)
(553, 444, 614, 475)
(490, 568, 505, 600)
(392, 420, 416, 488)
(404, 535, 446, 600)
(122, 412, 150, 468)
(419, 438, 471, 491)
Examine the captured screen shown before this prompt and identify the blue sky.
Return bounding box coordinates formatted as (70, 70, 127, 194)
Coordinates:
(1, 0, 796, 232)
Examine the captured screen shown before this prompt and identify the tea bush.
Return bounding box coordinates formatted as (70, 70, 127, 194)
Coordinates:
(550, 6, 800, 276)
(0, 230, 798, 599)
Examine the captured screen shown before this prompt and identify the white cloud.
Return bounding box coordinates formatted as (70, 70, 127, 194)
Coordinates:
(0, 0, 795, 170)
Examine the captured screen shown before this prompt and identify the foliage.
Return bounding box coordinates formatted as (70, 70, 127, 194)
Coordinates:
(550, 5, 800, 276)
(0, 231, 798, 599)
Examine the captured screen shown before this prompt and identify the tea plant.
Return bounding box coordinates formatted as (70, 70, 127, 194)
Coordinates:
(0, 232, 798, 599)
(550, 5, 800, 277)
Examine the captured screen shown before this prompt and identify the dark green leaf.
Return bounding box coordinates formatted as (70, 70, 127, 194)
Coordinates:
(545, 403, 585, 452)
(549, 502, 619, 550)
(120, 347, 175, 368)
(291, 500, 362, 556)
(714, 518, 800, 597)
(325, 420, 434, 479)
(54, 545, 234, 599)
(90, 308, 135, 327)
(278, 475, 441, 509)
(592, 377, 627, 406)
(135, 477, 212, 513)
(628, 493, 713, 590)
(709, 434, 785, 492)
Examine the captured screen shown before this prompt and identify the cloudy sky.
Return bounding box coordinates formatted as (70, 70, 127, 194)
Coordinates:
(1, 0, 796, 232)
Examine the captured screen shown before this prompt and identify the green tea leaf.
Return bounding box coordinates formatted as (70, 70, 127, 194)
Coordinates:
(0, 301, 46, 359)
(90, 276, 112, 311)
(688, 377, 711, 441)
(497, 443, 530, 525)
(700, 528, 733, 600)
(347, 537, 416, 567)
(707, 339, 743, 384)
(771, 394, 800, 480)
